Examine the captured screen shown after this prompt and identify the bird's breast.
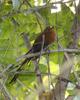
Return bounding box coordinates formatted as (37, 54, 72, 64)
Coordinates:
(45, 31, 56, 45)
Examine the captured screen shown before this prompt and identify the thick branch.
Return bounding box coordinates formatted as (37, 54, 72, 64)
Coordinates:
(17, 48, 80, 62)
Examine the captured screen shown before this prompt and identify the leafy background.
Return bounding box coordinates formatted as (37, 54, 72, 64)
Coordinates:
(0, 0, 80, 100)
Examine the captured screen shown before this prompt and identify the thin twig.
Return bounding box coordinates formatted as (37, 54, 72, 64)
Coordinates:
(0, 82, 12, 100)
(38, 34, 45, 63)
(46, 49, 51, 90)
(25, 0, 46, 29)
(11, 70, 80, 89)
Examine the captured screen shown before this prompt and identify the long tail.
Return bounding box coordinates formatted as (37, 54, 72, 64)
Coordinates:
(9, 49, 32, 83)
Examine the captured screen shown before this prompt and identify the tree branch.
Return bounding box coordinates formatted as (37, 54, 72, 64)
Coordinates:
(17, 48, 80, 62)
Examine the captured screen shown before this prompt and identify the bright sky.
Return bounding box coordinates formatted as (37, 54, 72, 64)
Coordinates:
(34, 0, 79, 14)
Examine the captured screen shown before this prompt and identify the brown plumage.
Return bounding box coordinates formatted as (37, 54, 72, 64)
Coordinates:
(10, 26, 56, 83)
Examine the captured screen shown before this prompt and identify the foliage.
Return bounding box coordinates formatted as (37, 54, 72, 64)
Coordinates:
(0, 0, 80, 100)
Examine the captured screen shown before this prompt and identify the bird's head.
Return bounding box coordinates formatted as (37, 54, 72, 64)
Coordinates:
(45, 26, 54, 33)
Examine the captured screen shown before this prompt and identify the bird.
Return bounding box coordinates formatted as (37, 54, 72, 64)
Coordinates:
(9, 26, 56, 83)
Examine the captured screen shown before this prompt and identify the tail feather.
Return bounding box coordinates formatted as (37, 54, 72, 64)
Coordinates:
(9, 49, 32, 84)
(9, 58, 31, 84)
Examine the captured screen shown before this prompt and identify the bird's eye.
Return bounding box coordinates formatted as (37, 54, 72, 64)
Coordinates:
(45, 26, 54, 32)
(50, 26, 54, 29)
